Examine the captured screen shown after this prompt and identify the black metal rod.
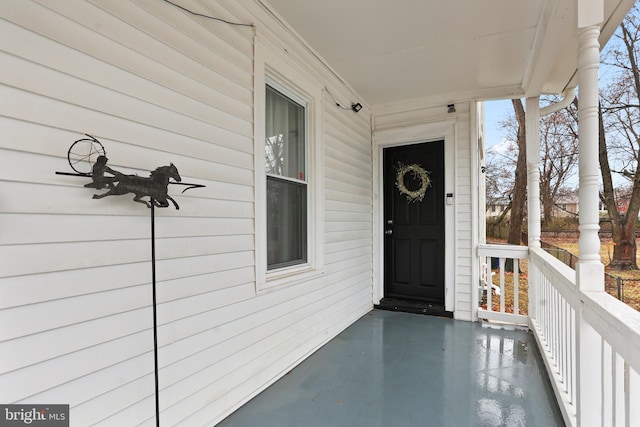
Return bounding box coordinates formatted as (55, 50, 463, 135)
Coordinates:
(54, 171, 91, 177)
(151, 201, 160, 427)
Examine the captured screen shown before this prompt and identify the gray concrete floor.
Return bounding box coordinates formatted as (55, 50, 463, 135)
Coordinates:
(218, 310, 565, 427)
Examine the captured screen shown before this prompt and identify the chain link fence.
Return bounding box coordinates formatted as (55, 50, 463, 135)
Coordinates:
(540, 240, 640, 311)
(604, 274, 640, 312)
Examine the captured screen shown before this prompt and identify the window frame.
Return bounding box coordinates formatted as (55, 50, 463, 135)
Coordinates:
(265, 82, 308, 269)
(254, 38, 324, 291)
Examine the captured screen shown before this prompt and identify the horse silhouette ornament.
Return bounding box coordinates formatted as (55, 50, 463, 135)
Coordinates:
(56, 135, 205, 210)
(92, 163, 182, 210)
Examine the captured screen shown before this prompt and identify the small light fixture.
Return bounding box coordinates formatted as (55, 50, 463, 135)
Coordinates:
(351, 102, 363, 113)
(447, 104, 456, 113)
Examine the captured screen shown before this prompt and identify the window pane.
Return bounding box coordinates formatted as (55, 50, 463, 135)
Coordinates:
(265, 86, 306, 180)
(267, 177, 307, 269)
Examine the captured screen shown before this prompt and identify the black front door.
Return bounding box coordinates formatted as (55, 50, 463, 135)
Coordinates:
(383, 141, 445, 303)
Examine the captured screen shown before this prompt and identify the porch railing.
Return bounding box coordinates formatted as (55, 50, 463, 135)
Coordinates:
(477, 244, 640, 427)
(478, 243, 529, 325)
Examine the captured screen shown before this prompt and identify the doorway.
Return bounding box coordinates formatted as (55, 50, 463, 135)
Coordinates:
(382, 141, 445, 305)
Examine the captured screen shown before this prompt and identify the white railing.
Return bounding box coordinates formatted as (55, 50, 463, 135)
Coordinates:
(477, 243, 529, 325)
(528, 247, 579, 425)
(478, 244, 640, 427)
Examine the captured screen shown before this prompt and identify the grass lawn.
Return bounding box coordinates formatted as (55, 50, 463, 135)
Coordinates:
(482, 258, 530, 315)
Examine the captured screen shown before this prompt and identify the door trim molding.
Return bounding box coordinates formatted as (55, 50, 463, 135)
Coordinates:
(373, 120, 456, 312)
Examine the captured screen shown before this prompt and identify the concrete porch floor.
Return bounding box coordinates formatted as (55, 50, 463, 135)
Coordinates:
(218, 310, 565, 427)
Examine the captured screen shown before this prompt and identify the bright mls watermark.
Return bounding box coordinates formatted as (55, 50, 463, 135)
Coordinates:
(0, 405, 68, 426)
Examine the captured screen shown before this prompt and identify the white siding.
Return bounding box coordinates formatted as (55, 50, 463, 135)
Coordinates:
(0, 1, 373, 425)
(454, 105, 475, 321)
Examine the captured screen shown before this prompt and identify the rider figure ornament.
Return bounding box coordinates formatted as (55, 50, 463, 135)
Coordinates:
(84, 155, 120, 190)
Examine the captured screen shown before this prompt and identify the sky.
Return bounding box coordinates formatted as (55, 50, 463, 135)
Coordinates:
(482, 98, 581, 188)
(482, 97, 603, 190)
(483, 99, 513, 150)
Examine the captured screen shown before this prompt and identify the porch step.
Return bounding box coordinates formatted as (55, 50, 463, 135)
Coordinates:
(375, 298, 453, 318)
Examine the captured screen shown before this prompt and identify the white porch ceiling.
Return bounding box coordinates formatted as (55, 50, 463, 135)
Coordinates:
(262, 0, 634, 108)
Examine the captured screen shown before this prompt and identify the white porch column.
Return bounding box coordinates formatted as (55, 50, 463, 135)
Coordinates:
(576, 1, 605, 426)
(576, 17, 605, 287)
(526, 96, 541, 249)
(526, 97, 541, 322)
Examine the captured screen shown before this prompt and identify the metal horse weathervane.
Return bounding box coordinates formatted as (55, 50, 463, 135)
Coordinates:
(56, 134, 204, 208)
(89, 160, 182, 209)
(55, 134, 205, 427)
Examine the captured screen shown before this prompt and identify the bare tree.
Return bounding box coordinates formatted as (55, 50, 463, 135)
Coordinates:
(539, 98, 579, 225)
(508, 99, 528, 246)
(598, 4, 640, 270)
(486, 99, 578, 240)
(485, 142, 516, 222)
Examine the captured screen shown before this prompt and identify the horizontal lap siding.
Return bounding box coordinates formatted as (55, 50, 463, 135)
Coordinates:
(325, 100, 373, 277)
(455, 106, 474, 320)
(1, 0, 374, 425)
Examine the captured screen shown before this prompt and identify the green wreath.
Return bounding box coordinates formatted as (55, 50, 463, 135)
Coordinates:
(395, 163, 431, 202)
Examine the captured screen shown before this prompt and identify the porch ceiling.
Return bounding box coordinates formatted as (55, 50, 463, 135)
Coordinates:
(262, 0, 634, 108)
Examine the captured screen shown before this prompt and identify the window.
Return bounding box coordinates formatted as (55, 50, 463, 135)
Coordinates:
(265, 85, 307, 270)
(254, 39, 324, 290)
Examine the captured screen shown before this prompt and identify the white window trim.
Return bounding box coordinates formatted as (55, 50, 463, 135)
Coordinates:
(254, 37, 325, 292)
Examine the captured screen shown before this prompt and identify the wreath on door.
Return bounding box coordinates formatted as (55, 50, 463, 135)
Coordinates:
(395, 163, 431, 203)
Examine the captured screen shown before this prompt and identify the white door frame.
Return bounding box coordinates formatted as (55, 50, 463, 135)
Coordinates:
(373, 120, 456, 312)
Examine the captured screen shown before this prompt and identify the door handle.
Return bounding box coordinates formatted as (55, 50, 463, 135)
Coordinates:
(385, 230, 393, 235)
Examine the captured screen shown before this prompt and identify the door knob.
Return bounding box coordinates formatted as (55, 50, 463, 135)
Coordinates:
(385, 230, 393, 235)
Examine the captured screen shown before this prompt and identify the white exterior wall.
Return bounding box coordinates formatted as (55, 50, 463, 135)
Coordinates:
(0, 1, 372, 425)
(372, 102, 477, 321)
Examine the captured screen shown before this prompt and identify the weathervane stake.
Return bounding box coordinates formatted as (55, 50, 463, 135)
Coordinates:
(56, 134, 206, 427)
